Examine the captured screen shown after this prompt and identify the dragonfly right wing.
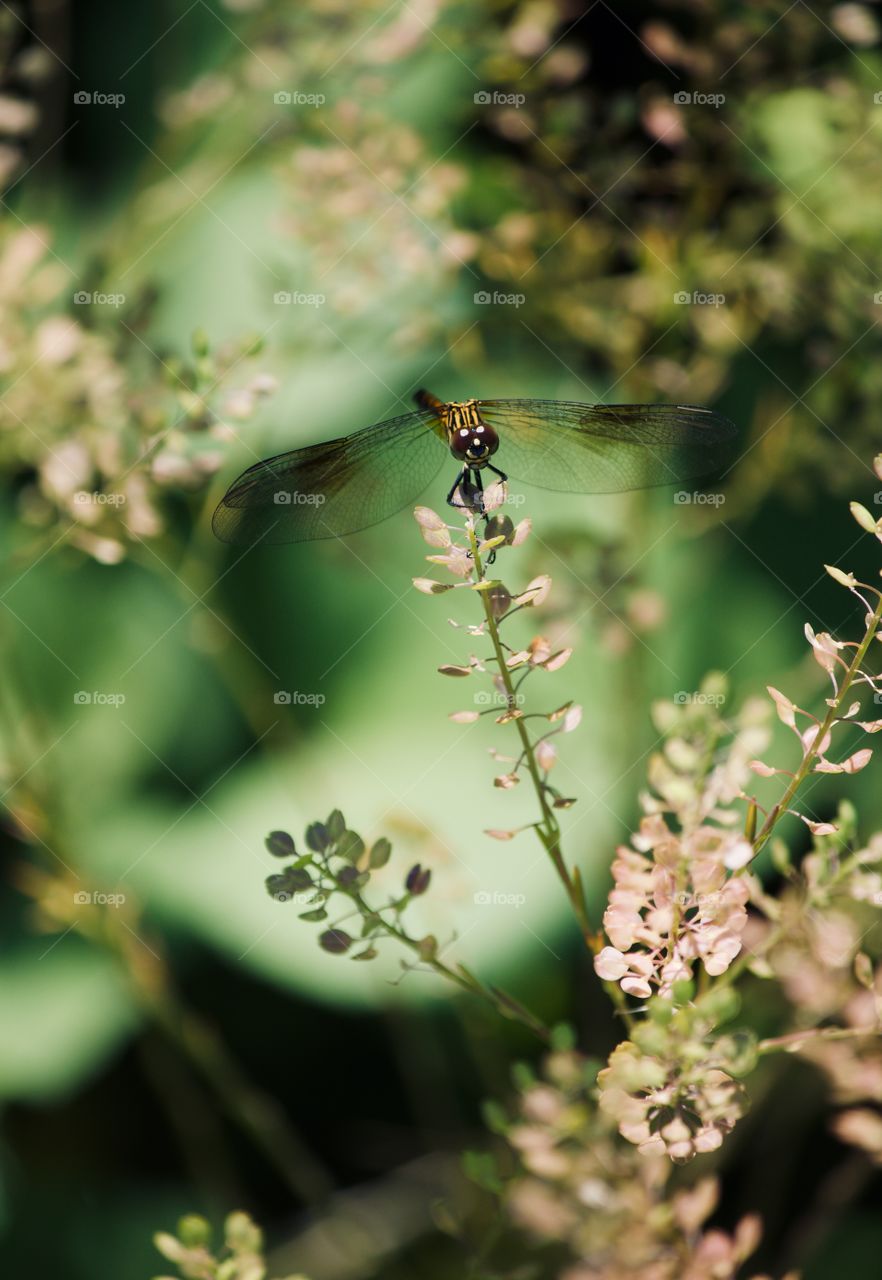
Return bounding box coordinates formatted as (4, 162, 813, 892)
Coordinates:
(212, 407, 446, 546)
(477, 400, 738, 494)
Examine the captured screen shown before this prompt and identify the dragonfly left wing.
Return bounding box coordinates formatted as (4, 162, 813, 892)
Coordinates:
(212, 407, 445, 546)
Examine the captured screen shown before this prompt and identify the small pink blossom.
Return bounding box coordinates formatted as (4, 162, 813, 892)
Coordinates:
(597, 816, 750, 997)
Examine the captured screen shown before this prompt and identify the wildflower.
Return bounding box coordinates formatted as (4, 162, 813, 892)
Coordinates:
(597, 1001, 755, 1162)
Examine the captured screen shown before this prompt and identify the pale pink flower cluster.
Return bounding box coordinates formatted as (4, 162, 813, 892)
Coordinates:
(597, 1037, 748, 1162)
(595, 813, 752, 998)
(504, 1049, 767, 1279)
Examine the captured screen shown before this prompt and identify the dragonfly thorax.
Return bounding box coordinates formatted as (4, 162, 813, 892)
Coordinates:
(445, 401, 499, 466)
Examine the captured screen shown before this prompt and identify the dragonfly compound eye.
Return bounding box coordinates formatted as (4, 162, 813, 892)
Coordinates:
(451, 422, 499, 462)
(451, 427, 474, 459)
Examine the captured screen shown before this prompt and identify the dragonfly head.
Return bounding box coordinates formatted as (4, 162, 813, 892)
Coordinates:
(449, 420, 499, 465)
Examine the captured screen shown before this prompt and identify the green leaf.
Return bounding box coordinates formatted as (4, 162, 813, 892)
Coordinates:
(265, 866, 312, 900)
(265, 830, 296, 858)
(177, 1215, 212, 1248)
(299, 907, 328, 922)
(352, 947, 379, 961)
(550, 1021, 577, 1052)
(319, 929, 353, 955)
(462, 1150, 502, 1194)
(511, 1061, 534, 1091)
(326, 809, 346, 840)
(337, 830, 365, 862)
(647, 997, 674, 1026)
(481, 1099, 509, 1135)
(305, 822, 331, 852)
(225, 1211, 262, 1254)
(581, 1056, 603, 1086)
(369, 837, 392, 868)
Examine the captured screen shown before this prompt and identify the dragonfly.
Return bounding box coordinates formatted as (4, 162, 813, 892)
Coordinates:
(211, 388, 736, 546)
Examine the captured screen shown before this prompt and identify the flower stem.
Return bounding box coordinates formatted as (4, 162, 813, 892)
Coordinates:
(758, 1024, 880, 1055)
(467, 524, 595, 943)
(347, 882, 552, 1041)
(466, 523, 634, 1027)
(752, 591, 882, 857)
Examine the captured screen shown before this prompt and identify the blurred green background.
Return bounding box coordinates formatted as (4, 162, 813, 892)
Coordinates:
(2, 0, 882, 1276)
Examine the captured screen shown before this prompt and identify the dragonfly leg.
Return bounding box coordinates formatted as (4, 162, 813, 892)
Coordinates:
(446, 469, 497, 563)
(485, 462, 508, 485)
(446, 467, 470, 509)
(469, 469, 499, 565)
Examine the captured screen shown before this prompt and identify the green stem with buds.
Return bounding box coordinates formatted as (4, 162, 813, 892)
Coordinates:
(752, 591, 882, 857)
(466, 521, 634, 1028)
(346, 880, 552, 1042)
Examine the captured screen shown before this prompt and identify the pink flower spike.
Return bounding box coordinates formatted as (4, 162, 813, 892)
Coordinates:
(804, 624, 846, 675)
(543, 647, 574, 672)
(594, 946, 630, 980)
(562, 705, 583, 733)
(794, 814, 838, 836)
(840, 747, 872, 773)
(483, 479, 507, 512)
(413, 577, 454, 594)
(427, 547, 473, 578)
(767, 686, 797, 728)
(723, 839, 753, 870)
(515, 575, 551, 607)
(749, 759, 779, 777)
(801, 724, 832, 756)
(813, 747, 871, 774)
(512, 518, 532, 546)
(620, 975, 652, 998)
(413, 506, 448, 529)
(419, 524, 452, 548)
